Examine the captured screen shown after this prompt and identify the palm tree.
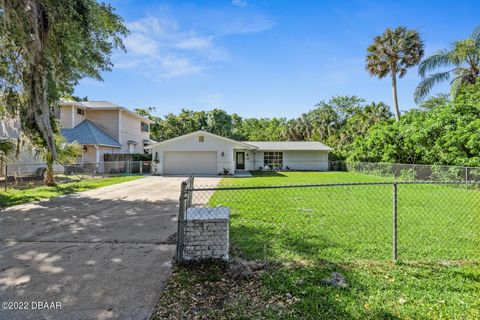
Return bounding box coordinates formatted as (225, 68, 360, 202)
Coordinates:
(39, 135, 80, 186)
(366, 27, 424, 121)
(363, 102, 392, 125)
(414, 27, 480, 103)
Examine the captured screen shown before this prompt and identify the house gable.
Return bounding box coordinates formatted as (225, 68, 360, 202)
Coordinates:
(147, 131, 256, 150)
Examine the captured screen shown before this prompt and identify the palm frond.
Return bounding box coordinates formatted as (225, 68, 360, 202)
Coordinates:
(471, 25, 480, 47)
(449, 76, 465, 99)
(414, 71, 451, 103)
(38, 135, 81, 165)
(56, 140, 81, 165)
(418, 50, 453, 77)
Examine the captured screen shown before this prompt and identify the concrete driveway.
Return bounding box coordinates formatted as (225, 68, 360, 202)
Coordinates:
(0, 176, 219, 320)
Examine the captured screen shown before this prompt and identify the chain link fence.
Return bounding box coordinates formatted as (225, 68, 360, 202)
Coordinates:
(1, 161, 151, 190)
(177, 178, 480, 263)
(331, 161, 480, 182)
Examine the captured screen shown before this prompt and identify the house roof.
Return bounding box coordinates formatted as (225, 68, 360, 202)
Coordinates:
(242, 141, 333, 151)
(145, 130, 332, 151)
(145, 130, 257, 149)
(60, 100, 154, 124)
(60, 120, 122, 148)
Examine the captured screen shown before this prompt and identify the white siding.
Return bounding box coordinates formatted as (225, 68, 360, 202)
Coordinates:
(149, 132, 331, 175)
(73, 108, 86, 127)
(255, 150, 329, 171)
(86, 110, 120, 141)
(59, 105, 86, 128)
(82, 146, 95, 163)
(59, 105, 74, 128)
(150, 132, 238, 175)
(284, 150, 329, 170)
(234, 150, 256, 171)
(119, 111, 150, 153)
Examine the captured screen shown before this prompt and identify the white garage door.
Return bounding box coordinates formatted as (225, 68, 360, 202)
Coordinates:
(164, 151, 217, 175)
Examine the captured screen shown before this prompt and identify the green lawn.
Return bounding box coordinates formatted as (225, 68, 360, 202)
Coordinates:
(0, 175, 142, 207)
(202, 171, 480, 319)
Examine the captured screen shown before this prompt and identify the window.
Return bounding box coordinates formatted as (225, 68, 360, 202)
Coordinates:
(141, 122, 149, 132)
(198, 135, 205, 143)
(263, 152, 283, 169)
(77, 108, 84, 115)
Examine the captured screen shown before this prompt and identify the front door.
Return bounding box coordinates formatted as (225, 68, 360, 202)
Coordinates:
(236, 152, 245, 170)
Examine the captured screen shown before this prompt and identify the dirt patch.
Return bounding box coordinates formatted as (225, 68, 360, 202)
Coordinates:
(151, 260, 297, 319)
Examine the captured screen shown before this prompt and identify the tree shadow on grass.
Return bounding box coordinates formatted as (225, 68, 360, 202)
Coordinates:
(0, 179, 136, 208)
(230, 223, 401, 319)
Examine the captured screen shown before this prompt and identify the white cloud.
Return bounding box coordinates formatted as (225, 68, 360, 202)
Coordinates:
(176, 35, 212, 50)
(115, 7, 274, 79)
(123, 33, 160, 57)
(232, 0, 247, 8)
(160, 55, 203, 77)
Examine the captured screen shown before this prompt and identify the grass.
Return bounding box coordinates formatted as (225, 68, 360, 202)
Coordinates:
(198, 171, 480, 319)
(0, 175, 142, 207)
(212, 172, 480, 261)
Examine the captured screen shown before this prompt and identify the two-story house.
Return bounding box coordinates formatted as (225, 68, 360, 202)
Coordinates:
(0, 100, 154, 178)
(59, 100, 154, 164)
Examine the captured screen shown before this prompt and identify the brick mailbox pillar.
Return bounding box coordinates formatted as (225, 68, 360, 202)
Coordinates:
(183, 207, 230, 261)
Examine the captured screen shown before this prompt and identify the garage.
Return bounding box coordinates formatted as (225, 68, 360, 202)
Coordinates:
(163, 151, 217, 175)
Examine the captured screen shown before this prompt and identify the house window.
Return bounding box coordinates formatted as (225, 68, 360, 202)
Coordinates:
(264, 152, 283, 169)
(198, 135, 205, 143)
(141, 122, 149, 132)
(77, 108, 84, 115)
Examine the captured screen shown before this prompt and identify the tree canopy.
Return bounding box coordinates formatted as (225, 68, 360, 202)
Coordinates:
(136, 95, 393, 160)
(351, 80, 480, 166)
(0, 0, 127, 159)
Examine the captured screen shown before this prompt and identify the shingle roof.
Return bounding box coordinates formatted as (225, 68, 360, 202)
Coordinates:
(60, 120, 122, 148)
(242, 141, 332, 151)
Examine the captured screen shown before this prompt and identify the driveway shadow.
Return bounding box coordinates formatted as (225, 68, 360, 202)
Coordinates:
(0, 195, 179, 319)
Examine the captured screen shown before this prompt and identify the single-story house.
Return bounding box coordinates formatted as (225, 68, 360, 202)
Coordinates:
(146, 130, 332, 175)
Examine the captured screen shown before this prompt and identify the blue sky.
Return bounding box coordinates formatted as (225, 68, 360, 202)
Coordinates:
(74, 0, 480, 118)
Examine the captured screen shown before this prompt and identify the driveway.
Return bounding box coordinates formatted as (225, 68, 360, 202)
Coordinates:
(0, 176, 220, 320)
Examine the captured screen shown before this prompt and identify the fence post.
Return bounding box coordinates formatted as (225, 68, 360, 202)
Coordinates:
(4, 165, 7, 191)
(392, 182, 398, 261)
(140, 161, 143, 174)
(176, 181, 188, 263)
(187, 176, 194, 207)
